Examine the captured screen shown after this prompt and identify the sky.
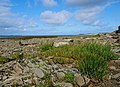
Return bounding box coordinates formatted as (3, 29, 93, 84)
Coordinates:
(0, 0, 120, 35)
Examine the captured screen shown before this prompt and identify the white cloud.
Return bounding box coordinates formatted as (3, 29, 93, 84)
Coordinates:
(70, 0, 118, 26)
(0, 0, 37, 31)
(66, 0, 109, 7)
(75, 6, 103, 26)
(0, 0, 18, 28)
(41, 0, 57, 7)
(40, 10, 71, 25)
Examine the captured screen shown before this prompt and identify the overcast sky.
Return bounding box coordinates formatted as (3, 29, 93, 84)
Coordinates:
(0, 0, 120, 35)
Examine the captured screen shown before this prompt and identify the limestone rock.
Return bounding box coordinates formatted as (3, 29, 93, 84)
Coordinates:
(54, 42, 69, 47)
(13, 63, 22, 75)
(75, 73, 90, 87)
(57, 72, 65, 80)
(32, 68, 44, 79)
(27, 62, 35, 68)
(114, 60, 120, 63)
(62, 82, 73, 87)
(0, 81, 3, 87)
(112, 73, 120, 79)
(109, 66, 116, 70)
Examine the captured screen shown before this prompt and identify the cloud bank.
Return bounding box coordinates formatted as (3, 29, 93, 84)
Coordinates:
(66, 0, 109, 7)
(40, 10, 71, 25)
(0, 0, 37, 32)
(66, 0, 117, 26)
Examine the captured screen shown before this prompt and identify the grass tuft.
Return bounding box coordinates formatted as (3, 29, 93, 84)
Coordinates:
(38, 42, 54, 52)
(79, 54, 108, 81)
(0, 56, 9, 64)
(64, 72, 74, 83)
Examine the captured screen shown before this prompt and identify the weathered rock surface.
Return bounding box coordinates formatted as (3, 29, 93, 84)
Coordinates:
(56, 72, 65, 80)
(75, 73, 90, 87)
(54, 42, 69, 47)
(32, 68, 44, 79)
(62, 82, 73, 87)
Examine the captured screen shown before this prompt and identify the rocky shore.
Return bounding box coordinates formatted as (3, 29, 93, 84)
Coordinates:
(0, 29, 120, 87)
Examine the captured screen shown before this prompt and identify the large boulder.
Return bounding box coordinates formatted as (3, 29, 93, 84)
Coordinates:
(54, 42, 69, 47)
(115, 26, 120, 33)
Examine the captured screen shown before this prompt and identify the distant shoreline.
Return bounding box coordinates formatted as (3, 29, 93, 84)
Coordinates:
(0, 35, 82, 39)
(0, 33, 100, 39)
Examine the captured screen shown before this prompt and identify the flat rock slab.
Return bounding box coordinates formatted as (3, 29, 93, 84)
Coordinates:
(54, 42, 69, 47)
(32, 68, 44, 79)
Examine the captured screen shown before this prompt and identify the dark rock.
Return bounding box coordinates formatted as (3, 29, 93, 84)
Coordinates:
(116, 39, 120, 43)
(115, 26, 120, 33)
(112, 36, 119, 39)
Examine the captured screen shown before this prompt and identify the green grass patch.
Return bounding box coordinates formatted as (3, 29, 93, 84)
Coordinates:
(0, 56, 9, 64)
(38, 42, 54, 52)
(0, 52, 24, 64)
(79, 54, 108, 81)
(64, 72, 74, 83)
(10, 52, 23, 60)
(47, 57, 75, 64)
(42, 42, 118, 61)
(40, 42, 118, 81)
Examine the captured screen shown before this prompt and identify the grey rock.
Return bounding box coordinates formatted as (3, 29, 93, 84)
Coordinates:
(13, 63, 22, 75)
(52, 65, 59, 70)
(54, 42, 69, 47)
(112, 73, 120, 79)
(57, 72, 65, 80)
(62, 82, 73, 87)
(0, 81, 3, 87)
(75, 73, 90, 87)
(32, 68, 44, 78)
(27, 62, 35, 68)
(23, 67, 29, 73)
